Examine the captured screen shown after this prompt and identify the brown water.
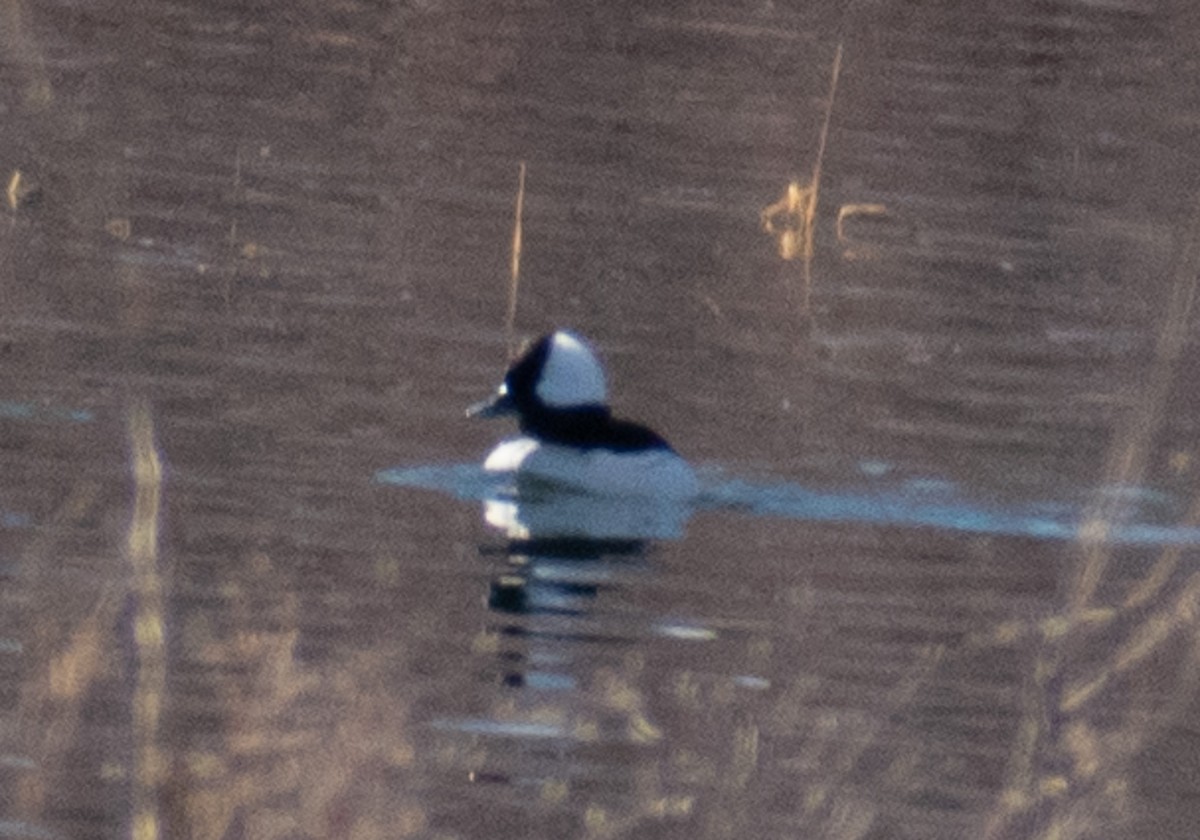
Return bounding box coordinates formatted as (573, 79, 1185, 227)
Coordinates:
(4, 1, 1200, 838)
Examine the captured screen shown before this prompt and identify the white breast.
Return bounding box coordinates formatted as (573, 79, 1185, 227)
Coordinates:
(483, 436, 699, 500)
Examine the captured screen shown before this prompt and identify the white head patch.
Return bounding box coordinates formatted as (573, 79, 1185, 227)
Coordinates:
(535, 331, 608, 407)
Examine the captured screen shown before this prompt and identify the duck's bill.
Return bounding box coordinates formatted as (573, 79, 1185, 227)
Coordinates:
(466, 390, 515, 418)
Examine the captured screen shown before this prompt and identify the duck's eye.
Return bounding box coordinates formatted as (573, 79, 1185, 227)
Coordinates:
(498, 383, 508, 396)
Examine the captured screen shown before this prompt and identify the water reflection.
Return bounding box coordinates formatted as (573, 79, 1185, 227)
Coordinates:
(483, 488, 690, 542)
(427, 503, 691, 833)
(414, 461, 675, 785)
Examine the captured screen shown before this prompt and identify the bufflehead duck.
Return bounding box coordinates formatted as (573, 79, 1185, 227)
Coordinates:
(469, 331, 698, 500)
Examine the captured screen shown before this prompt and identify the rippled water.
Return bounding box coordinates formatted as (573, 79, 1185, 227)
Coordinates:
(4, 1, 1200, 838)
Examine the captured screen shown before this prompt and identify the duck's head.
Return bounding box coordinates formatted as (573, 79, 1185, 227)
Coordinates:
(469, 331, 608, 420)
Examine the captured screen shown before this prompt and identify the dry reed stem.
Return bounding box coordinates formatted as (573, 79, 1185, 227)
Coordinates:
(1071, 198, 1200, 614)
(0, 0, 53, 107)
(808, 41, 843, 292)
(506, 161, 527, 360)
(760, 43, 843, 315)
(128, 400, 166, 840)
(981, 196, 1200, 839)
(6, 170, 24, 210)
(1123, 489, 1200, 609)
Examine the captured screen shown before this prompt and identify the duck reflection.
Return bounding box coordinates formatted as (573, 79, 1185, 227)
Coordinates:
(478, 481, 672, 685)
(482, 476, 693, 542)
(477, 465, 691, 685)
(485, 538, 642, 619)
(440, 472, 685, 807)
(483, 535, 645, 697)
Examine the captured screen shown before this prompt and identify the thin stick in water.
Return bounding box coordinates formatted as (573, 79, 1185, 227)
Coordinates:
(506, 162, 527, 360)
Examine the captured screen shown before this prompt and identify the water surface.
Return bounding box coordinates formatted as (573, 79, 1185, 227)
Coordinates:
(3, 1, 1200, 839)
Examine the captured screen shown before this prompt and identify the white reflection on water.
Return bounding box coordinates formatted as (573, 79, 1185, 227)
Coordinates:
(376, 462, 1200, 546)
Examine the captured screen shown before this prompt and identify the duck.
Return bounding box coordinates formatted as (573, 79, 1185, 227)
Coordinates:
(468, 331, 698, 500)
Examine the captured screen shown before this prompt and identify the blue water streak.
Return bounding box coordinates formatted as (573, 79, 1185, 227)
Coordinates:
(702, 477, 1200, 545)
(0, 400, 94, 423)
(377, 462, 1200, 546)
